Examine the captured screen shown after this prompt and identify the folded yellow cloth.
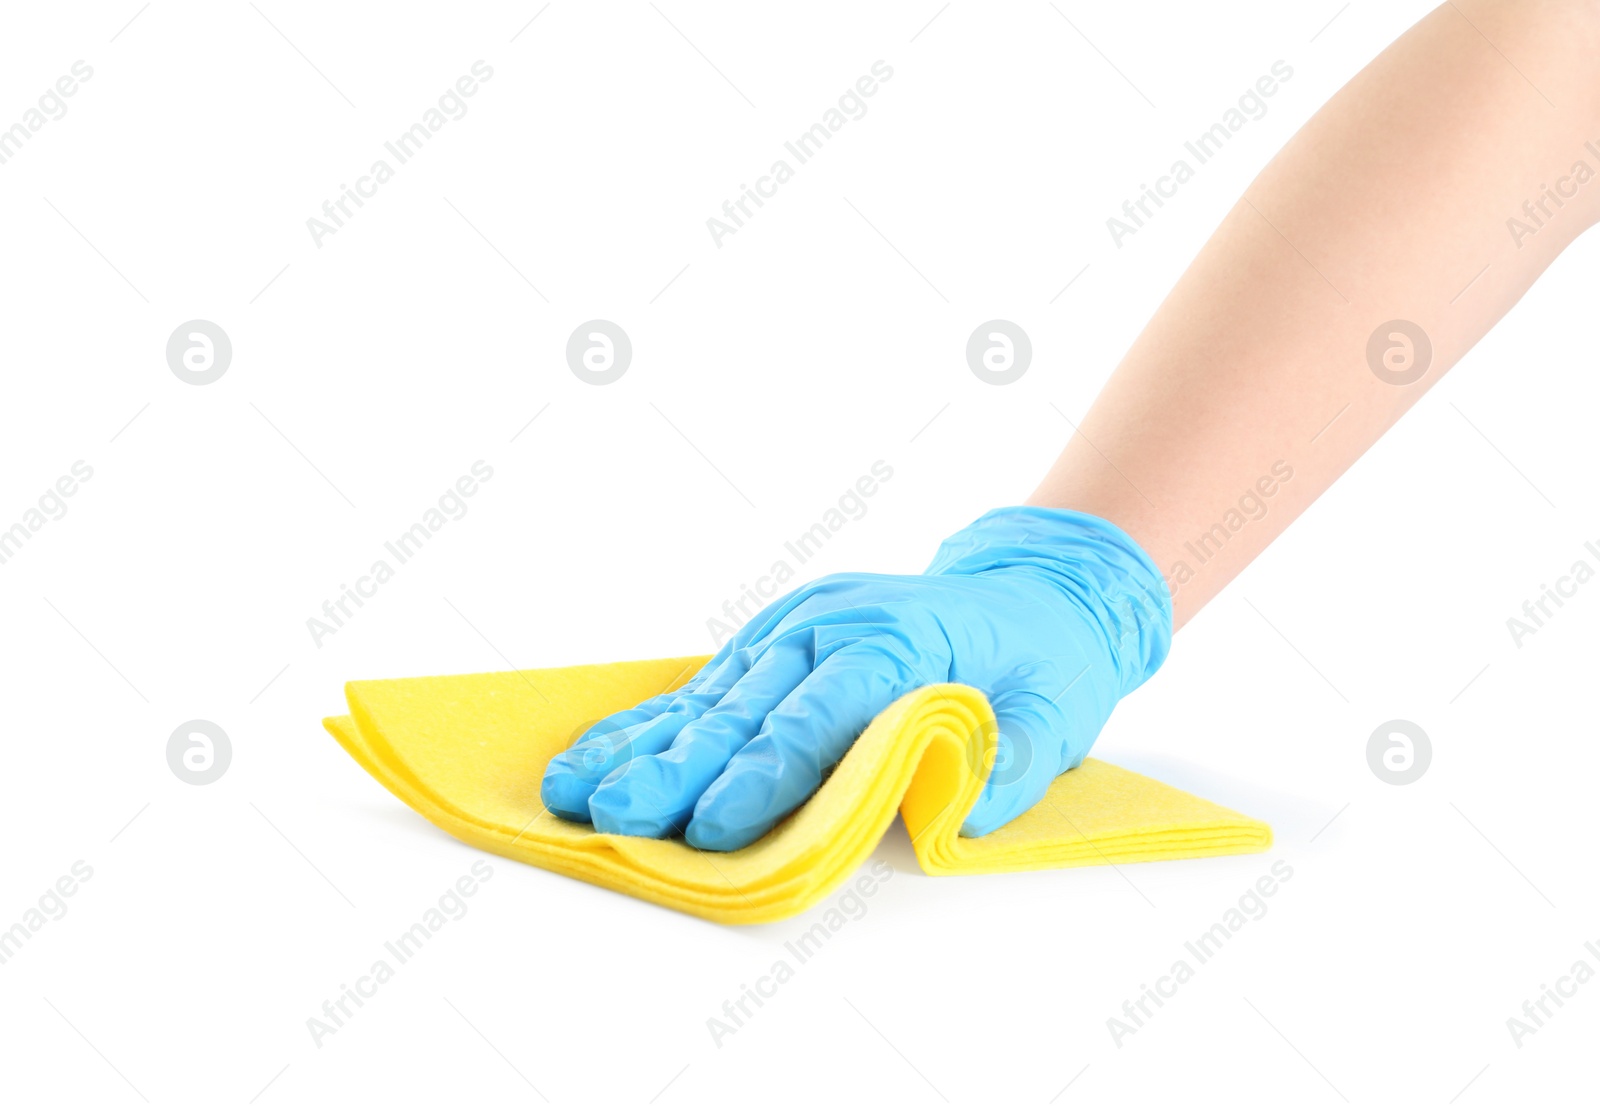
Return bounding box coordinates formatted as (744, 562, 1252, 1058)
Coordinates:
(323, 654, 1270, 925)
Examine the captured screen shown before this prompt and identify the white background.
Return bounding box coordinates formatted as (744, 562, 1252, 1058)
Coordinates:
(1, 1, 1596, 1103)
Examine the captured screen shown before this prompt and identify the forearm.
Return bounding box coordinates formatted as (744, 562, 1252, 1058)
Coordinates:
(1029, 0, 1600, 628)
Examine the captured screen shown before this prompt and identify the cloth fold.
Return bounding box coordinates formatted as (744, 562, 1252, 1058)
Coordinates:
(323, 654, 1270, 925)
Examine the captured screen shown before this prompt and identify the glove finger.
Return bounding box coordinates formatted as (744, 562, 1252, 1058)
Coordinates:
(958, 687, 1071, 837)
(686, 642, 918, 851)
(587, 637, 814, 838)
(541, 654, 745, 821)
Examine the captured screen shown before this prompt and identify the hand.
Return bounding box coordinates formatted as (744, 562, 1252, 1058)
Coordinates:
(540, 506, 1172, 851)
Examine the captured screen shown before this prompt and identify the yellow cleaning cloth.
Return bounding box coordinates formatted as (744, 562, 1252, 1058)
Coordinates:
(323, 654, 1270, 925)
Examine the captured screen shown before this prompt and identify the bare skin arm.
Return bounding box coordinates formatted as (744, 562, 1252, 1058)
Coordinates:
(546, 1, 1600, 849)
(1030, 0, 1600, 628)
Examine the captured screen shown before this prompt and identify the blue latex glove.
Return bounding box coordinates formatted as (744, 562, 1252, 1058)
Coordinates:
(541, 506, 1172, 851)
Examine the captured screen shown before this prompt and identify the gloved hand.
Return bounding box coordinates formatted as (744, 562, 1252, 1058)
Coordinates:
(541, 506, 1172, 851)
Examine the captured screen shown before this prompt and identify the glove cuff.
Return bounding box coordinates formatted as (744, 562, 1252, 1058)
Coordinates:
(925, 506, 1173, 696)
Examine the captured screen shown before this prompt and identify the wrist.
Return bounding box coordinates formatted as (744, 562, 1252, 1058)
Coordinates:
(925, 505, 1173, 695)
